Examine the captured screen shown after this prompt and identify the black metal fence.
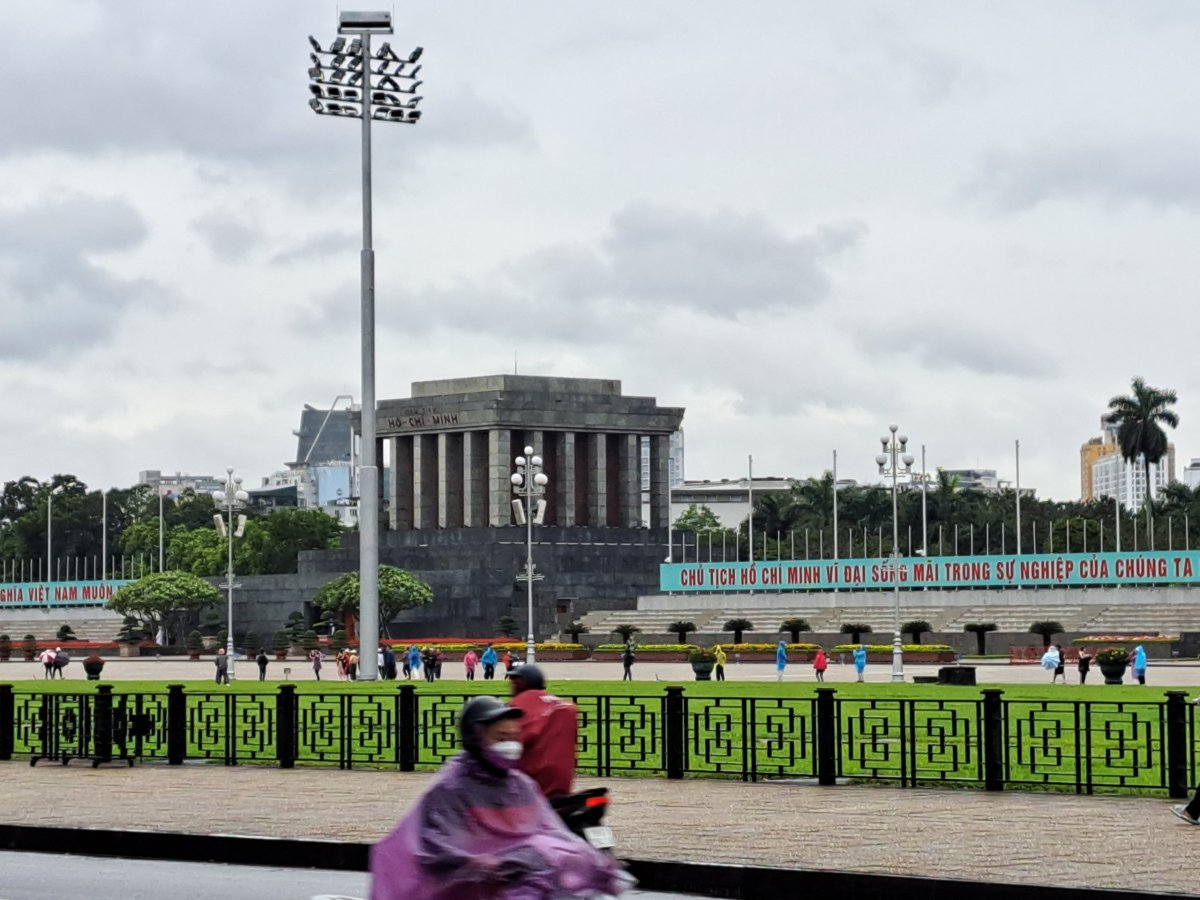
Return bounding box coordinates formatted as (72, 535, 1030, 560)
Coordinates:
(0, 684, 1193, 797)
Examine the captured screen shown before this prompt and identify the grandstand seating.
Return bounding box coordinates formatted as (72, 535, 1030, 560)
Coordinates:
(0, 610, 124, 642)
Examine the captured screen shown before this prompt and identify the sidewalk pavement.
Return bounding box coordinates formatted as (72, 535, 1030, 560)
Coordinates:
(0, 762, 1196, 895)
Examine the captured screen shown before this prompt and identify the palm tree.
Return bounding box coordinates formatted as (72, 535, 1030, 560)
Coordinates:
(722, 618, 754, 644)
(963, 622, 997, 656)
(901, 620, 932, 645)
(612, 624, 640, 644)
(780, 617, 812, 642)
(668, 620, 697, 644)
(1107, 377, 1180, 541)
(563, 621, 589, 643)
(1029, 620, 1063, 648)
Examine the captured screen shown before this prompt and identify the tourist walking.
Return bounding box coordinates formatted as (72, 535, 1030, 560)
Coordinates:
(853, 644, 867, 682)
(214, 648, 230, 685)
(713, 645, 726, 681)
(347, 649, 359, 681)
(813, 647, 828, 683)
(502, 650, 512, 676)
(407, 645, 420, 680)
(1078, 649, 1092, 685)
(1134, 645, 1148, 684)
(38, 647, 55, 679)
(480, 644, 497, 680)
(256, 648, 269, 681)
(434, 649, 445, 680)
(52, 648, 69, 679)
(622, 644, 635, 681)
(464, 648, 479, 681)
(1041, 644, 1062, 683)
(383, 646, 397, 680)
(422, 647, 437, 683)
(310, 647, 323, 681)
(775, 641, 788, 682)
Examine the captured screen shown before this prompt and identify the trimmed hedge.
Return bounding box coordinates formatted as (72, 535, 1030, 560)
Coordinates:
(831, 643, 952, 653)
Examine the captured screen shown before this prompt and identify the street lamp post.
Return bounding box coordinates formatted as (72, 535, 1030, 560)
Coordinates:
(212, 468, 248, 682)
(308, 11, 423, 681)
(511, 446, 549, 664)
(875, 424, 915, 683)
(46, 485, 63, 586)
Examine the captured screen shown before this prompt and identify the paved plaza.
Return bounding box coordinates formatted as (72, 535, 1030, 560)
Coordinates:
(5, 655, 1200, 687)
(0, 761, 1197, 895)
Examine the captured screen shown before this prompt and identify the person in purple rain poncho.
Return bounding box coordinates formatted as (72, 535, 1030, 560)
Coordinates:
(370, 695, 631, 900)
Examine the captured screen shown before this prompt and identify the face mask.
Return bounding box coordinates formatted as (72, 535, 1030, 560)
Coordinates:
(484, 740, 523, 769)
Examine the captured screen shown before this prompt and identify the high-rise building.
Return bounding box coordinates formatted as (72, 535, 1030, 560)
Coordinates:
(1092, 452, 1174, 510)
(1080, 415, 1120, 501)
(1185, 459, 1200, 489)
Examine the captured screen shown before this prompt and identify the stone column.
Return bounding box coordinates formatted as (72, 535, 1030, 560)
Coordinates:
(649, 433, 670, 529)
(438, 432, 464, 528)
(488, 429, 513, 526)
(556, 432, 577, 526)
(389, 436, 414, 529)
(618, 433, 641, 528)
(588, 432, 607, 527)
(462, 432, 487, 527)
(413, 434, 438, 528)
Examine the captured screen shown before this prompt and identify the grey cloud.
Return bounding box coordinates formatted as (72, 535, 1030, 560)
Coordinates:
(887, 45, 989, 106)
(192, 212, 262, 260)
(859, 321, 1057, 379)
(963, 141, 1200, 212)
(271, 230, 359, 265)
(0, 195, 160, 360)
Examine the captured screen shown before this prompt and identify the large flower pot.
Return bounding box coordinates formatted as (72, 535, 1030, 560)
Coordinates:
(83, 660, 105, 680)
(1099, 661, 1127, 685)
(691, 659, 714, 681)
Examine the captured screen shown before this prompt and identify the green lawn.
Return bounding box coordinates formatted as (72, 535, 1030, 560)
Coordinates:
(4, 678, 1189, 795)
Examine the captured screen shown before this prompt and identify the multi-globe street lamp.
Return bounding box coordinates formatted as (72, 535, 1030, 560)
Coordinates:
(875, 424, 915, 683)
(307, 11, 423, 680)
(511, 446, 549, 664)
(212, 468, 248, 682)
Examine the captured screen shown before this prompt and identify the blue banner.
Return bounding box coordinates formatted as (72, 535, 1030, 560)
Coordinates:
(0, 580, 133, 607)
(660, 551, 1200, 592)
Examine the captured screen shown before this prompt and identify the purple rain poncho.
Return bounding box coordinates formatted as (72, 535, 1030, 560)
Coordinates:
(370, 751, 623, 900)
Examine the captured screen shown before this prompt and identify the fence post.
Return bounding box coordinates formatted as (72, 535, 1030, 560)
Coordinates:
(398, 684, 416, 772)
(277, 685, 297, 769)
(93, 684, 113, 763)
(1166, 691, 1189, 799)
(0, 684, 12, 761)
(167, 684, 185, 766)
(664, 686, 685, 779)
(982, 689, 1004, 792)
(816, 687, 837, 785)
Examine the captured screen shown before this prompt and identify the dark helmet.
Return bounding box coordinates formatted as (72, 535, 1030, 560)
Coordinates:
(458, 695, 522, 754)
(508, 663, 546, 692)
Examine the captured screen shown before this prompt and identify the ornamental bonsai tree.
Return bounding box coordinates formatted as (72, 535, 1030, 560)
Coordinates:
(840, 623, 872, 645)
(22, 634, 36, 661)
(0, 634, 10, 661)
(668, 621, 698, 644)
(1029, 621, 1064, 648)
(497, 616, 519, 638)
(302, 629, 320, 652)
(902, 620, 933, 645)
(331, 629, 348, 652)
(186, 629, 204, 659)
(116, 616, 144, 644)
(963, 623, 998, 656)
(56, 624, 76, 642)
(780, 618, 812, 643)
(272, 630, 291, 660)
(723, 618, 754, 644)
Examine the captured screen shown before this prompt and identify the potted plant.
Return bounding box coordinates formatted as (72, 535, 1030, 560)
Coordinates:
(116, 616, 144, 657)
(0, 634, 10, 662)
(200, 609, 223, 651)
(273, 630, 291, 661)
(285, 612, 307, 656)
(56, 624, 76, 642)
(689, 647, 716, 681)
(302, 629, 320, 652)
(22, 634, 36, 662)
(82, 655, 105, 680)
(186, 629, 204, 660)
(242, 631, 260, 656)
(331, 629, 348, 653)
(1096, 647, 1129, 685)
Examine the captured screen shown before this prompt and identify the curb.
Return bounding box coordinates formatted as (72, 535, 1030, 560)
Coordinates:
(0, 825, 1189, 900)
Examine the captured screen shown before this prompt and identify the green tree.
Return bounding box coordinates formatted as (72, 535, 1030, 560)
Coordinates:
(722, 618, 754, 644)
(313, 565, 433, 637)
(672, 503, 724, 534)
(780, 617, 812, 643)
(668, 620, 697, 643)
(611, 624, 640, 643)
(963, 622, 997, 656)
(1029, 620, 1063, 648)
(840, 623, 872, 644)
(1107, 377, 1180, 540)
(563, 621, 589, 642)
(108, 571, 220, 646)
(902, 620, 933, 645)
(236, 508, 343, 574)
(497, 616, 519, 638)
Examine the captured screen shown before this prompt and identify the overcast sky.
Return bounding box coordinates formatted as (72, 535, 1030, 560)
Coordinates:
(1, 1, 1196, 500)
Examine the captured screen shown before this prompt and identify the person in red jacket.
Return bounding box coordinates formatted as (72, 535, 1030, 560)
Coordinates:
(507, 665, 577, 798)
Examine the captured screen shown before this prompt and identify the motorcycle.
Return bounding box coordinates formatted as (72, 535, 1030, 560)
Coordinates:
(550, 786, 614, 851)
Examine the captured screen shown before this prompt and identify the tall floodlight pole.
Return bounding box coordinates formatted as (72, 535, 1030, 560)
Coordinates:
(512, 447, 549, 664)
(212, 468, 248, 682)
(832, 450, 839, 562)
(920, 445, 928, 556)
(747, 454, 754, 562)
(1015, 440, 1022, 558)
(308, 12, 423, 680)
(875, 425, 915, 683)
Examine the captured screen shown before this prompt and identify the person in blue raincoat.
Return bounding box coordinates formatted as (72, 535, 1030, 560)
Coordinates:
(1134, 645, 1148, 685)
(408, 645, 422, 680)
(853, 645, 868, 682)
(775, 641, 788, 682)
(481, 644, 499, 681)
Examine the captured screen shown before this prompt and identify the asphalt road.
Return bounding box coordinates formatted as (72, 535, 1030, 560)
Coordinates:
(0, 851, 702, 899)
